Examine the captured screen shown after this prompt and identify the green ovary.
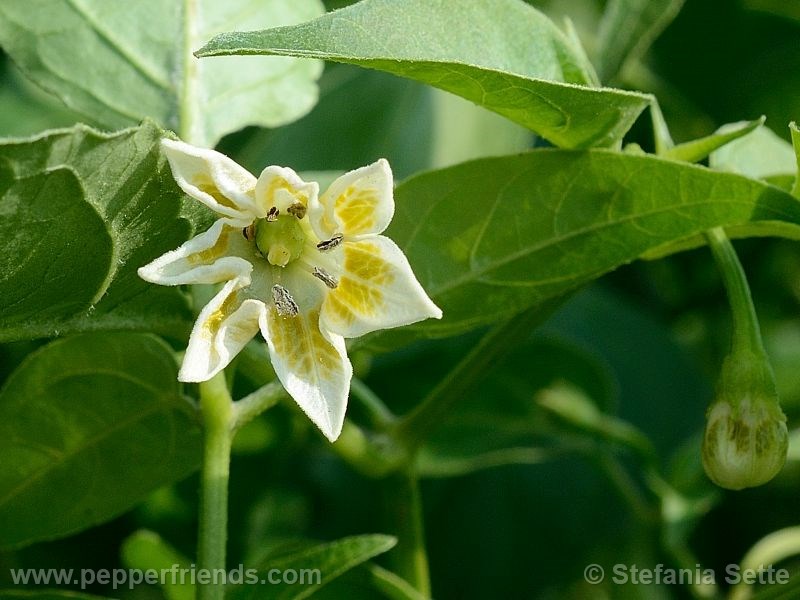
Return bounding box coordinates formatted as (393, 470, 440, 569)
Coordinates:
(255, 216, 306, 267)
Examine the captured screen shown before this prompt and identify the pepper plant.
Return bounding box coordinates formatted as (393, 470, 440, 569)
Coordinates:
(2, 0, 800, 599)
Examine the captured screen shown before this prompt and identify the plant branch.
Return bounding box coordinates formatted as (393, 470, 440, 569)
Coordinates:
(231, 380, 285, 433)
(704, 227, 766, 357)
(197, 372, 233, 600)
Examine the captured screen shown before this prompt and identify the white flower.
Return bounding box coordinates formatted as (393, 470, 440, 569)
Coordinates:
(139, 139, 442, 441)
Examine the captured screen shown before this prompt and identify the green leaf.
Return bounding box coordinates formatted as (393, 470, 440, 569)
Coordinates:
(596, 0, 686, 82)
(0, 60, 81, 137)
(230, 535, 397, 600)
(0, 168, 113, 330)
(0, 121, 202, 342)
(373, 149, 800, 344)
(121, 530, 194, 600)
(196, 0, 652, 149)
(664, 116, 765, 163)
(710, 123, 797, 180)
(0, 332, 201, 549)
(0, 0, 324, 146)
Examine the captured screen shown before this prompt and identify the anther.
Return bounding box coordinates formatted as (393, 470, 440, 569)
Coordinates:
(266, 206, 280, 222)
(312, 267, 338, 289)
(287, 202, 307, 219)
(271, 284, 299, 317)
(242, 224, 255, 240)
(316, 233, 343, 252)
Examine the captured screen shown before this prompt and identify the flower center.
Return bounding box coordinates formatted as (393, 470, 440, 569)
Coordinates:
(254, 214, 306, 267)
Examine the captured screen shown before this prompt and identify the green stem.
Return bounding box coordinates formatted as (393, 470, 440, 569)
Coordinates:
(383, 472, 430, 597)
(394, 300, 562, 451)
(351, 377, 396, 429)
(231, 380, 285, 433)
(198, 372, 233, 600)
(704, 227, 766, 356)
(180, 0, 199, 143)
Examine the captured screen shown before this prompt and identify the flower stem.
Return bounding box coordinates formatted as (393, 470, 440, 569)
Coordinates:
(350, 377, 396, 429)
(383, 471, 430, 597)
(198, 372, 233, 600)
(704, 227, 766, 357)
(231, 380, 285, 433)
(180, 0, 199, 143)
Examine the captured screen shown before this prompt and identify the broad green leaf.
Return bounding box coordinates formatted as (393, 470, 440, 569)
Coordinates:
(121, 530, 194, 600)
(0, 168, 113, 330)
(229, 535, 397, 600)
(664, 117, 765, 163)
(0, 332, 201, 549)
(0, 0, 324, 146)
(0, 60, 81, 137)
(197, 0, 652, 149)
(710, 123, 797, 180)
(371, 149, 800, 344)
(642, 122, 800, 260)
(596, 0, 686, 82)
(0, 121, 203, 342)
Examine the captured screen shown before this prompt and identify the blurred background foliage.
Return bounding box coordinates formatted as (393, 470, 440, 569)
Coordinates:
(1, 0, 800, 598)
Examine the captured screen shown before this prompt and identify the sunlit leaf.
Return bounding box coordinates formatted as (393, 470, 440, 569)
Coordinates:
(197, 0, 651, 149)
(710, 122, 797, 180)
(0, 0, 324, 146)
(0, 121, 204, 342)
(371, 149, 800, 345)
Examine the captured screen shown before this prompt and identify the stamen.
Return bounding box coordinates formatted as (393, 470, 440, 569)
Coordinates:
(266, 206, 280, 222)
(242, 224, 255, 240)
(316, 233, 344, 252)
(312, 266, 338, 289)
(271, 284, 299, 317)
(287, 202, 307, 219)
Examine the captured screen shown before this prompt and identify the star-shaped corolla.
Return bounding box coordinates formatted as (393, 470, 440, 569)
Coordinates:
(139, 139, 442, 441)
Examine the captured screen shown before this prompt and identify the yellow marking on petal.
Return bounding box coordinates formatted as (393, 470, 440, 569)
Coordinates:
(195, 174, 240, 209)
(326, 241, 394, 324)
(188, 227, 232, 265)
(203, 290, 240, 337)
(269, 308, 339, 378)
(262, 177, 309, 207)
(335, 185, 377, 232)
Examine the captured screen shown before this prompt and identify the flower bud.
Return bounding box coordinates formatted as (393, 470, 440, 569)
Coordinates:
(702, 353, 788, 490)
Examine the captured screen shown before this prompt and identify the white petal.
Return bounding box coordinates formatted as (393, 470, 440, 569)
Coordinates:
(179, 279, 265, 382)
(309, 159, 394, 239)
(260, 306, 352, 441)
(254, 166, 319, 218)
(161, 139, 259, 219)
(138, 219, 253, 286)
(320, 236, 442, 338)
